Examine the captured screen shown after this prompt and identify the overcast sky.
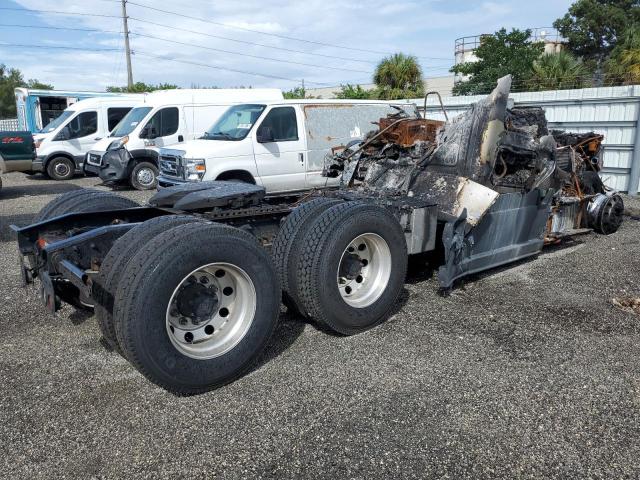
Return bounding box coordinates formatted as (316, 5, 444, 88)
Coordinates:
(0, 0, 573, 92)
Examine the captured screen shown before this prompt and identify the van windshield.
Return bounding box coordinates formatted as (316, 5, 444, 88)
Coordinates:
(110, 106, 152, 137)
(201, 104, 265, 141)
(40, 111, 73, 133)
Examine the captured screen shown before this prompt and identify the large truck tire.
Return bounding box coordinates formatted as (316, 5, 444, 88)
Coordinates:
(113, 222, 280, 395)
(295, 202, 408, 336)
(271, 197, 342, 315)
(46, 156, 76, 181)
(32, 190, 141, 310)
(34, 189, 139, 223)
(93, 215, 208, 354)
(34, 189, 97, 222)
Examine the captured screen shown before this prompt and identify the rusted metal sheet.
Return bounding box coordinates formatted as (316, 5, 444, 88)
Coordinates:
(376, 117, 444, 147)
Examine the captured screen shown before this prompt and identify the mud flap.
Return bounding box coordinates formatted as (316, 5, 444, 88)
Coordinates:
(40, 272, 60, 313)
(437, 189, 554, 289)
(17, 253, 33, 287)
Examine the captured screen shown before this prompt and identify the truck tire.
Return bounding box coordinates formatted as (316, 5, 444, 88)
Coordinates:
(271, 197, 342, 314)
(113, 222, 280, 395)
(34, 189, 140, 222)
(34, 189, 95, 222)
(46, 156, 75, 181)
(296, 202, 408, 335)
(33, 190, 140, 310)
(130, 161, 158, 190)
(94, 215, 208, 354)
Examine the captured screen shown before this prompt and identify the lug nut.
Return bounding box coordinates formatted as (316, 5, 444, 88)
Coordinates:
(179, 317, 188, 326)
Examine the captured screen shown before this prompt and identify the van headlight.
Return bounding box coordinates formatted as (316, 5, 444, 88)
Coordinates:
(107, 135, 129, 151)
(184, 158, 206, 181)
(35, 139, 43, 149)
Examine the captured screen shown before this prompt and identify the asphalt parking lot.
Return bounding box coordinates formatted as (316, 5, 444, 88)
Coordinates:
(1, 171, 639, 479)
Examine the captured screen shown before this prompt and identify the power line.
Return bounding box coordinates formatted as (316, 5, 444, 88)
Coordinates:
(1, 19, 452, 68)
(126, 1, 453, 61)
(0, 42, 120, 52)
(0, 6, 120, 18)
(131, 32, 374, 74)
(0, 23, 121, 34)
(128, 17, 378, 66)
(0, 41, 346, 86)
(134, 51, 348, 86)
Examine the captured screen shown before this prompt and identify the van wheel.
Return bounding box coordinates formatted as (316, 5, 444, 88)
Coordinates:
(130, 161, 158, 190)
(113, 222, 280, 395)
(94, 215, 207, 354)
(47, 157, 75, 181)
(296, 202, 408, 335)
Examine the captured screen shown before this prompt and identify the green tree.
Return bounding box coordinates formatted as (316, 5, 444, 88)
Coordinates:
(373, 53, 424, 100)
(605, 26, 640, 83)
(283, 86, 306, 99)
(26, 80, 54, 90)
(0, 64, 53, 118)
(553, 0, 640, 68)
(451, 28, 544, 95)
(527, 51, 590, 90)
(106, 82, 179, 93)
(334, 84, 373, 99)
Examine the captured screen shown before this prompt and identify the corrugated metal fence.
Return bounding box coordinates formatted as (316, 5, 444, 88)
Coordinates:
(415, 85, 640, 194)
(0, 118, 19, 130)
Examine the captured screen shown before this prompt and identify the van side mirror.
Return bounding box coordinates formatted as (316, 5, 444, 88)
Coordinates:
(55, 126, 70, 141)
(141, 125, 158, 139)
(257, 126, 274, 143)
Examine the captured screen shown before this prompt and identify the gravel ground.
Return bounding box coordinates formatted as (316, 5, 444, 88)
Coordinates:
(1, 171, 639, 479)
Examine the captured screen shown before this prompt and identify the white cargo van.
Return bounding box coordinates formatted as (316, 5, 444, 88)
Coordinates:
(33, 96, 142, 180)
(84, 89, 283, 190)
(157, 100, 415, 193)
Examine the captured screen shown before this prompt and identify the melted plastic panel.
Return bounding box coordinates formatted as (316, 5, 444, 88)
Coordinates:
(438, 189, 554, 289)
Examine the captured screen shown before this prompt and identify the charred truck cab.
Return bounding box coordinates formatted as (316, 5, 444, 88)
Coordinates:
(13, 76, 624, 395)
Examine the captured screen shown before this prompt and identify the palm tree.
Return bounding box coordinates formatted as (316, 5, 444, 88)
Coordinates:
(618, 48, 640, 83)
(606, 28, 640, 85)
(528, 51, 589, 91)
(373, 53, 424, 99)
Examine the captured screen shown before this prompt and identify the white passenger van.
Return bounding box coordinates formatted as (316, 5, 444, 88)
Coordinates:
(157, 100, 415, 192)
(33, 96, 142, 180)
(84, 89, 283, 190)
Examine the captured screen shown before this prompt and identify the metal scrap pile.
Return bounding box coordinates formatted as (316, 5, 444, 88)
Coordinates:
(324, 75, 624, 237)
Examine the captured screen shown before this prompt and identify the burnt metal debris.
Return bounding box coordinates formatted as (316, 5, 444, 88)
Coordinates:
(324, 75, 624, 288)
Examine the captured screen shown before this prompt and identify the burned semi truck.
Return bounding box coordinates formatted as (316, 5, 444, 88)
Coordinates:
(12, 76, 624, 394)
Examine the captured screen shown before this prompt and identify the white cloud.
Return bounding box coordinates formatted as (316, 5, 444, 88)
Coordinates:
(1, 0, 573, 91)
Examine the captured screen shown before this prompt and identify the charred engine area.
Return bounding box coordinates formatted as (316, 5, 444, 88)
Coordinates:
(323, 76, 625, 287)
(325, 77, 624, 240)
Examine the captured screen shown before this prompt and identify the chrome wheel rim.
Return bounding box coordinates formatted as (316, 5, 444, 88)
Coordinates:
(166, 263, 256, 359)
(54, 162, 70, 177)
(137, 167, 155, 187)
(337, 233, 391, 308)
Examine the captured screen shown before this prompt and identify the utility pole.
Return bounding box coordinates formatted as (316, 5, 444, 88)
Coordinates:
(121, 0, 134, 89)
